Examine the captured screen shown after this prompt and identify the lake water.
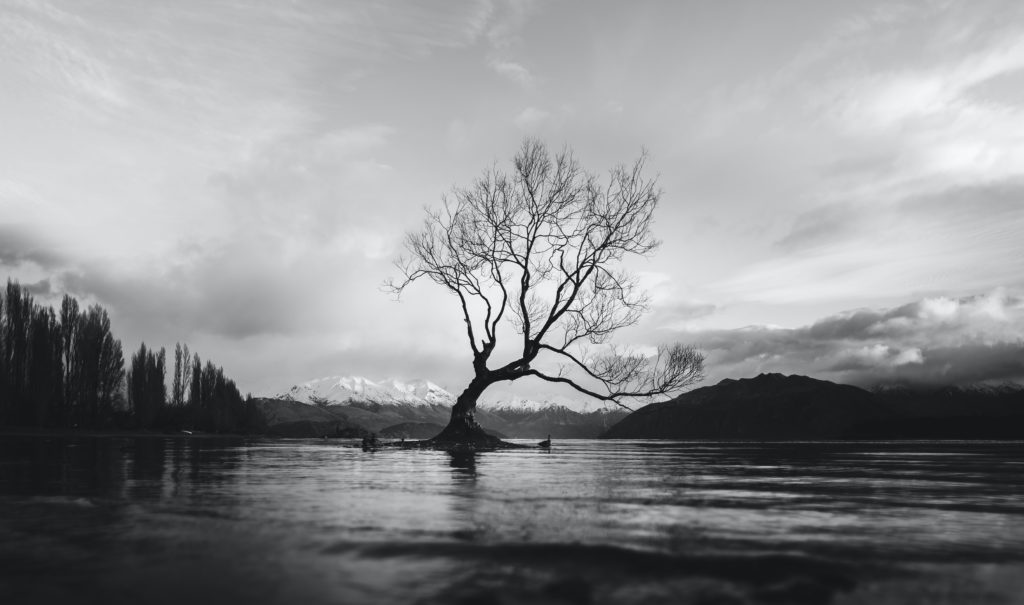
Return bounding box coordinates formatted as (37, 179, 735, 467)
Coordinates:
(2, 436, 1023, 604)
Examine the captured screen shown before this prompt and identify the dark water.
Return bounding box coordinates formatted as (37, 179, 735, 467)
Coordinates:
(2, 437, 1023, 604)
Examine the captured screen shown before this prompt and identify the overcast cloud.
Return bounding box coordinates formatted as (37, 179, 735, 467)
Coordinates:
(2, 0, 1023, 401)
(664, 290, 1024, 388)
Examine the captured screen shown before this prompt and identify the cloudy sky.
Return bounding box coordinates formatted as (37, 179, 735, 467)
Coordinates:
(2, 0, 1023, 402)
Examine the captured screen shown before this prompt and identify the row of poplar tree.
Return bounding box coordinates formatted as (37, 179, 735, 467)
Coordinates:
(0, 280, 258, 432)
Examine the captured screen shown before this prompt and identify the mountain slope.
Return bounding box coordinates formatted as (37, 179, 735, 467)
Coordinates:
(603, 374, 1024, 440)
(483, 405, 629, 438)
(849, 383, 1024, 438)
(258, 374, 1024, 439)
(249, 398, 369, 438)
(603, 374, 883, 439)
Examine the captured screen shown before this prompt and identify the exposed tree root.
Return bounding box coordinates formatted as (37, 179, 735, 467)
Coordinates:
(428, 415, 505, 446)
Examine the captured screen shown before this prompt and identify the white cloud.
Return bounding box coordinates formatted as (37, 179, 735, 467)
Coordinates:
(489, 58, 533, 86)
(894, 347, 924, 366)
(680, 290, 1024, 386)
(918, 296, 960, 321)
(851, 343, 894, 364)
(839, 344, 924, 369)
(513, 106, 549, 130)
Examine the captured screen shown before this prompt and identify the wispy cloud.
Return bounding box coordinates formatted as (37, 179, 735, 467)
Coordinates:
(489, 58, 533, 86)
(811, 17, 1024, 203)
(209, 122, 396, 248)
(718, 179, 1024, 305)
(484, 0, 536, 49)
(0, 1, 127, 113)
(691, 6, 1024, 308)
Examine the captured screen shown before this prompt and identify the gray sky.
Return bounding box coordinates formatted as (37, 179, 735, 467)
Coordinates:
(2, 0, 1023, 401)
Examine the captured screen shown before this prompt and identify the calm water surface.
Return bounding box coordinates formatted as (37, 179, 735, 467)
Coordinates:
(2, 437, 1023, 604)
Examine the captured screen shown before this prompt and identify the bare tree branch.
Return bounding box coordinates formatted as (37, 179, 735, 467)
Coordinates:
(387, 138, 705, 414)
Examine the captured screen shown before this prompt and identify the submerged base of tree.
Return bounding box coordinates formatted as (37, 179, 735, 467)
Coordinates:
(385, 415, 524, 450)
(426, 415, 517, 449)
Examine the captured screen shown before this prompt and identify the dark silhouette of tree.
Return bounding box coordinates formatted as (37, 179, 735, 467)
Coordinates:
(180, 343, 190, 406)
(0, 283, 124, 429)
(188, 352, 202, 426)
(59, 295, 80, 426)
(27, 306, 61, 426)
(172, 342, 184, 408)
(389, 139, 705, 445)
(0, 285, 5, 424)
(128, 343, 165, 429)
(170, 342, 191, 408)
(74, 305, 125, 427)
(0, 280, 253, 433)
(121, 341, 249, 433)
(97, 327, 126, 423)
(169, 350, 247, 433)
(201, 361, 218, 428)
(3, 280, 33, 424)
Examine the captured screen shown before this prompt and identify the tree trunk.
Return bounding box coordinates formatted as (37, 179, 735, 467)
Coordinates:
(429, 376, 505, 447)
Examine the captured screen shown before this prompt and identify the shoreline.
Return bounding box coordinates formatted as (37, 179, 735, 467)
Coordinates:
(3, 427, 1021, 444)
(0, 426, 260, 440)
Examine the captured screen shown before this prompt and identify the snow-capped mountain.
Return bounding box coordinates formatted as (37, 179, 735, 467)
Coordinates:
(277, 375, 613, 411)
(871, 382, 1024, 397)
(264, 375, 632, 437)
(281, 376, 455, 407)
(479, 397, 560, 412)
(276, 375, 628, 413)
(478, 395, 620, 414)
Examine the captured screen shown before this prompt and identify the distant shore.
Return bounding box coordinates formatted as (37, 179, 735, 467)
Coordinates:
(0, 426, 259, 440)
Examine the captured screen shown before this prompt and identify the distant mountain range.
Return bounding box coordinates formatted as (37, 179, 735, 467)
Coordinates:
(282, 376, 454, 407)
(278, 376, 594, 411)
(254, 376, 628, 438)
(603, 373, 1024, 440)
(255, 373, 1024, 440)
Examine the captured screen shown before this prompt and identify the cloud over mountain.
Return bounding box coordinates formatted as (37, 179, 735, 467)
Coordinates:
(687, 290, 1024, 386)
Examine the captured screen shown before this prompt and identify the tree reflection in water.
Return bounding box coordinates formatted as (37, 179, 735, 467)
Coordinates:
(446, 449, 477, 477)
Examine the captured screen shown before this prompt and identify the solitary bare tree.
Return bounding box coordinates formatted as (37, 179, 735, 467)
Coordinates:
(389, 139, 704, 446)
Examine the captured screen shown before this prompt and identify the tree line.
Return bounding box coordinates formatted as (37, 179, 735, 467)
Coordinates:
(0, 280, 258, 433)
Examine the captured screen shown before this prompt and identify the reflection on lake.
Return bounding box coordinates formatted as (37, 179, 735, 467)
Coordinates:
(2, 437, 1023, 604)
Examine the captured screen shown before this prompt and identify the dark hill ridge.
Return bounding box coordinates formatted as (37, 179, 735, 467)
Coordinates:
(249, 398, 369, 438)
(602, 374, 1024, 440)
(603, 374, 882, 440)
(483, 406, 629, 438)
(852, 383, 1024, 439)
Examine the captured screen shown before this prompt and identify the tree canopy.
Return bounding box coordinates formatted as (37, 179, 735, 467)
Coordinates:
(390, 139, 704, 425)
